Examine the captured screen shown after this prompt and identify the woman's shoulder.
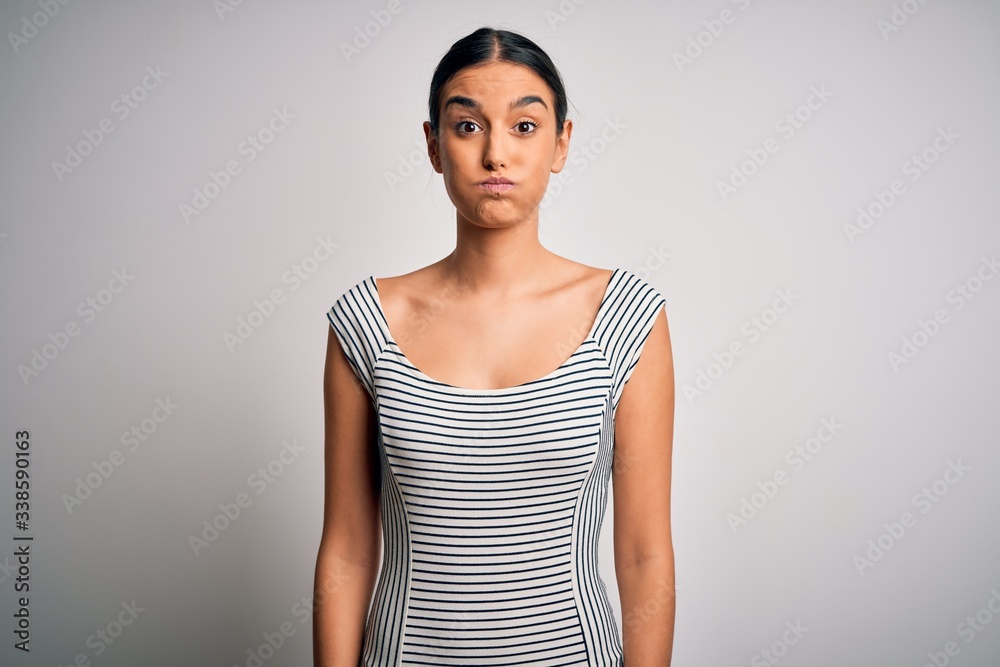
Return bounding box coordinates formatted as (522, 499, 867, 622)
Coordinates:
(370, 264, 442, 316)
(328, 273, 386, 333)
(547, 259, 613, 294)
(331, 273, 374, 307)
(610, 266, 666, 301)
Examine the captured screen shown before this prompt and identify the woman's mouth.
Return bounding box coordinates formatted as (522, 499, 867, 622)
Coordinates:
(478, 177, 515, 194)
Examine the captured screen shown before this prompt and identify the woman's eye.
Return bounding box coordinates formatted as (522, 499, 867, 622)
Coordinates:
(455, 120, 538, 135)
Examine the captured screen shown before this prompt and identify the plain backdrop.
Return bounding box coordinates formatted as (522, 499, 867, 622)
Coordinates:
(1, 0, 999, 665)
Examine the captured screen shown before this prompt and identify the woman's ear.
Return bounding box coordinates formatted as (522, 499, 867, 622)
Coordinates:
(423, 120, 443, 174)
(552, 118, 573, 174)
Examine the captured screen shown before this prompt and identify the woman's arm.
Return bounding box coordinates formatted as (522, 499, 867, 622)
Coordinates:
(313, 327, 382, 667)
(613, 308, 676, 666)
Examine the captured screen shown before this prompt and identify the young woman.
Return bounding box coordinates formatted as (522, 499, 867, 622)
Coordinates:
(314, 27, 675, 666)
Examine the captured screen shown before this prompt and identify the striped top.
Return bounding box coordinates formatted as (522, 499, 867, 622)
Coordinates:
(327, 268, 667, 667)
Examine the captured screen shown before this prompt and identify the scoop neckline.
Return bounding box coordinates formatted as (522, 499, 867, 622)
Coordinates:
(367, 268, 620, 395)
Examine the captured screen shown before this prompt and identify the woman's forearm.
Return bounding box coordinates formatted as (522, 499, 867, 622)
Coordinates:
(312, 545, 379, 667)
(618, 557, 675, 666)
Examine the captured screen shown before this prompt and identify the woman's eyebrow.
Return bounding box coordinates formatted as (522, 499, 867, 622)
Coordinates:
(443, 94, 548, 113)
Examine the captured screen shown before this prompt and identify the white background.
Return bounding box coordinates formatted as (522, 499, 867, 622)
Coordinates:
(1, 0, 999, 665)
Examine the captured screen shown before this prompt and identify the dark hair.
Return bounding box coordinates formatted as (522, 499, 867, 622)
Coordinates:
(427, 27, 568, 137)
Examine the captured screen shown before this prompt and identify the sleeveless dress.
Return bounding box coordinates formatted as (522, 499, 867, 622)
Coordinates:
(326, 268, 667, 666)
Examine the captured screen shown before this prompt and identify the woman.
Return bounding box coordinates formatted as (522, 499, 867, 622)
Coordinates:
(314, 26, 675, 666)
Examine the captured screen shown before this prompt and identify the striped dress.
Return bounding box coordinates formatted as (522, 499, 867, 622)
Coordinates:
(327, 267, 667, 666)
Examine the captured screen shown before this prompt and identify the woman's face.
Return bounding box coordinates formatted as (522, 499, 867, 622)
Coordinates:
(425, 60, 572, 229)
